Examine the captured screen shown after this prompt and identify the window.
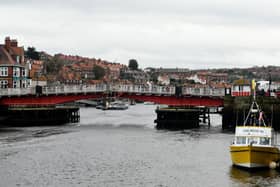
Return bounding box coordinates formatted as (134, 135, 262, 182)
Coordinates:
(248, 137, 258, 145)
(0, 80, 8, 88)
(22, 68, 27, 77)
(13, 67, 20, 77)
(239, 86, 243, 91)
(233, 86, 239, 92)
(236, 137, 246, 144)
(260, 137, 270, 145)
(13, 81, 18, 88)
(22, 80, 27, 88)
(0, 67, 8, 76)
(27, 79, 32, 87)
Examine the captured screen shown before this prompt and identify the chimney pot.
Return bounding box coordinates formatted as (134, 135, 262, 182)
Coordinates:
(11, 39, 18, 47)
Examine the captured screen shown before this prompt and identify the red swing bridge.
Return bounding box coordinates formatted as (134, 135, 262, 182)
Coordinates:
(1, 83, 279, 131)
(0, 84, 225, 107)
(0, 84, 228, 128)
(9, 83, 280, 131)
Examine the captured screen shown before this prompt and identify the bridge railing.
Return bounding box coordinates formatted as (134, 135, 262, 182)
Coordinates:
(0, 88, 35, 96)
(43, 84, 108, 95)
(182, 87, 225, 97)
(0, 84, 225, 97)
(112, 84, 176, 95)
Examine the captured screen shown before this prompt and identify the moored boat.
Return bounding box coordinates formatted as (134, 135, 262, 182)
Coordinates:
(143, 101, 155, 105)
(96, 100, 128, 110)
(230, 99, 280, 169)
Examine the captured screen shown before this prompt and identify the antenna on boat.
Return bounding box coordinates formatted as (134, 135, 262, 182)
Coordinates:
(243, 79, 267, 127)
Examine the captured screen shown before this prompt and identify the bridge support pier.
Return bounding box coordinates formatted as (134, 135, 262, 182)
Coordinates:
(154, 106, 201, 130)
(0, 105, 80, 126)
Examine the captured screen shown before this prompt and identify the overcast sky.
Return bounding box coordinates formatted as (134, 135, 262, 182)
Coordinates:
(1, 0, 280, 69)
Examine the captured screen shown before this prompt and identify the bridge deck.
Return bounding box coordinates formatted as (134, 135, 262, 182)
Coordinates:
(0, 84, 225, 107)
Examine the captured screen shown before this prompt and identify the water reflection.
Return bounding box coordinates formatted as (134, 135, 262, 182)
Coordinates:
(230, 166, 280, 186)
(0, 128, 22, 133)
(0, 127, 72, 144)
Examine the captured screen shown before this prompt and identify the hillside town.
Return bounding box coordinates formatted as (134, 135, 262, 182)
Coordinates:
(1, 36, 280, 96)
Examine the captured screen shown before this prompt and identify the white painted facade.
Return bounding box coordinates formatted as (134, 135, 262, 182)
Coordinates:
(187, 74, 206, 84)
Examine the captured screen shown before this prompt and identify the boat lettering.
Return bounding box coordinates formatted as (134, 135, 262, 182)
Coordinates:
(242, 129, 264, 133)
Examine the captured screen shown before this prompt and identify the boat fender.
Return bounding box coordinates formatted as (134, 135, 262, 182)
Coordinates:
(269, 161, 279, 169)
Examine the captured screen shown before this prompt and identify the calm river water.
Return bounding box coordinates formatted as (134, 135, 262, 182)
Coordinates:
(1, 104, 280, 187)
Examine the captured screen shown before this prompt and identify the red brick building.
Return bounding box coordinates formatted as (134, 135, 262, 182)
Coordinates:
(0, 37, 29, 88)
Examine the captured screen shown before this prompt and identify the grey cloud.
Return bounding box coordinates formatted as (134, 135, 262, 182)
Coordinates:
(1, 0, 280, 69)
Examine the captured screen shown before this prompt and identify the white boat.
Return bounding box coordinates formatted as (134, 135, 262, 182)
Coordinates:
(143, 101, 155, 105)
(96, 100, 128, 110)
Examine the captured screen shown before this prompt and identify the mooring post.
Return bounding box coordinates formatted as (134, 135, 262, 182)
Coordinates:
(203, 108, 207, 123)
(208, 108, 210, 127)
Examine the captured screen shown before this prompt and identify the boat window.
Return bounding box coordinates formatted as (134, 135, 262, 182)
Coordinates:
(236, 137, 246, 144)
(248, 137, 258, 145)
(260, 137, 270, 145)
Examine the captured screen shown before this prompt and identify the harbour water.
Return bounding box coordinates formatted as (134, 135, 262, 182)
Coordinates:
(1, 104, 280, 186)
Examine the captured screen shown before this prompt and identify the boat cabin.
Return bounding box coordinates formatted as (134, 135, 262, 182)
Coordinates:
(234, 126, 274, 146)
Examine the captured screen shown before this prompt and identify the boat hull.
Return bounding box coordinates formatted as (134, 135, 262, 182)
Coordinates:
(230, 145, 280, 168)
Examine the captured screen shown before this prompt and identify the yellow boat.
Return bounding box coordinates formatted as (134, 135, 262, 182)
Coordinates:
(230, 100, 280, 169)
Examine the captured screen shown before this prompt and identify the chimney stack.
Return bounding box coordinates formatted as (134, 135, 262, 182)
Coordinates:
(11, 39, 18, 47)
(5, 36, 11, 49)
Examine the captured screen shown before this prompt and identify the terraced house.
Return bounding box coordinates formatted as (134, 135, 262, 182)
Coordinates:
(0, 37, 30, 88)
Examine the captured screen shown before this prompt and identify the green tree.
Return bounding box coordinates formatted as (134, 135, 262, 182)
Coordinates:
(25, 47, 40, 60)
(128, 59, 138, 70)
(45, 56, 64, 74)
(93, 65, 105, 80)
